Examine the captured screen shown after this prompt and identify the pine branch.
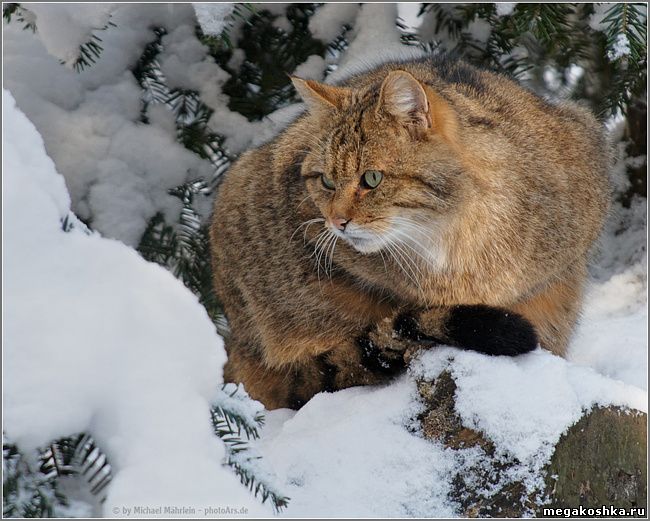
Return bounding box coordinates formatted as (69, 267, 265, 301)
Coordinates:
(211, 385, 289, 513)
(132, 27, 232, 182)
(197, 3, 257, 52)
(227, 459, 290, 512)
(64, 19, 117, 72)
(218, 3, 326, 121)
(3, 433, 112, 518)
(599, 3, 647, 114)
(2, 3, 19, 22)
(3, 3, 36, 31)
(61, 212, 92, 235)
(137, 186, 225, 329)
(39, 433, 113, 499)
(132, 26, 234, 327)
(3, 440, 61, 518)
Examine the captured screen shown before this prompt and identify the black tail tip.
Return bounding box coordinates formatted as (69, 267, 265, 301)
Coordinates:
(445, 305, 538, 356)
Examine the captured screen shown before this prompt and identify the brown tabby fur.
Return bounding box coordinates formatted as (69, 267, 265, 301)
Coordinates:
(210, 56, 611, 409)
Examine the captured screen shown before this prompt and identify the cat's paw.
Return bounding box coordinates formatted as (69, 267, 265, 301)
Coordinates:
(356, 321, 410, 375)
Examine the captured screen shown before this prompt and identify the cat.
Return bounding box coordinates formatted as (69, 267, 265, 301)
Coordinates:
(210, 55, 610, 410)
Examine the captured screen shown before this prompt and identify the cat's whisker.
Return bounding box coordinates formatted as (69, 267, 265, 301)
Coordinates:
(373, 234, 391, 275)
(389, 218, 438, 256)
(321, 233, 333, 279)
(312, 229, 333, 284)
(389, 227, 437, 283)
(320, 232, 336, 283)
(372, 226, 429, 298)
(328, 235, 339, 280)
(316, 231, 330, 268)
(375, 240, 388, 275)
(381, 238, 422, 294)
(390, 216, 435, 239)
(304, 222, 321, 243)
(390, 228, 435, 268)
(323, 233, 338, 281)
(290, 217, 325, 243)
(296, 194, 314, 211)
(391, 236, 434, 297)
(390, 242, 425, 295)
(310, 229, 330, 259)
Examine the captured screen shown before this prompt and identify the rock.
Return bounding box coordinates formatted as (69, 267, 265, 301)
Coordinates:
(416, 372, 647, 517)
(545, 407, 646, 510)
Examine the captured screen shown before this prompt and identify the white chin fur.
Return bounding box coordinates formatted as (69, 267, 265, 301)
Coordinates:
(344, 236, 384, 254)
(330, 226, 384, 254)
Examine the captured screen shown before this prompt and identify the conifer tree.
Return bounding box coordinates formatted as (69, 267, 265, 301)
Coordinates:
(3, 3, 646, 517)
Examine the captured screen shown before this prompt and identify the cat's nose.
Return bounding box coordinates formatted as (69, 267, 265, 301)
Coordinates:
(330, 216, 349, 231)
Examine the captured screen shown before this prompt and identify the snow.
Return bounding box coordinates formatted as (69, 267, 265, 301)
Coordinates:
(3, 5, 215, 246)
(257, 379, 458, 517)
(569, 263, 647, 389)
(398, 3, 423, 32)
(4, 3, 648, 518)
(326, 3, 425, 84)
(26, 3, 116, 67)
(2, 90, 266, 517)
(192, 3, 233, 37)
(293, 55, 327, 81)
(589, 3, 612, 32)
(495, 3, 517, 17)
(4, 4, 296, 245)
(467, 17, 492, 44)
(308, 3, 360, 43)
(608, 33, 632, 61)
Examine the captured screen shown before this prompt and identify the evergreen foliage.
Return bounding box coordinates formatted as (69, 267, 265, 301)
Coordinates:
(3, 386, 288, 517)
(3, 3, 646, 517)
(3, 441, 63, 518)
(3, 434, 110, 518)
(3, 3, 36, 31)
(419, 3, 646, 116)
(216, 4, 326, 120)
(212, 385, 290, 512)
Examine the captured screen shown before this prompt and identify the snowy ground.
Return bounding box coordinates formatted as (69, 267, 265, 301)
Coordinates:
(3, 2, 647, 516)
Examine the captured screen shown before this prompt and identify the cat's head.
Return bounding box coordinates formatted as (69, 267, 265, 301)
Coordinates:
(292, 70, 468, 259)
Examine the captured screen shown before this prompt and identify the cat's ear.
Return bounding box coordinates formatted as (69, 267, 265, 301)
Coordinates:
(378, 70, 431, 129)
(291, 77, 351, 113)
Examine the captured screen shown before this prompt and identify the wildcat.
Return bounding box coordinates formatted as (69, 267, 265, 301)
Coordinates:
(210, 56, 610, 410)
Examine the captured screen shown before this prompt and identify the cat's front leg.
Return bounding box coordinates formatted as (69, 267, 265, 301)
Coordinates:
(393, 305, 539, 357)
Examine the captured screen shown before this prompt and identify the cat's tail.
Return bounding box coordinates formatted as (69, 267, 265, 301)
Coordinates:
(394, 304, 538, 356)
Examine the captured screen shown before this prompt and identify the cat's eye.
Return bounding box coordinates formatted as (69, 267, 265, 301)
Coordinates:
(321, 173, 336, 190)
(362, 170, 383, 189)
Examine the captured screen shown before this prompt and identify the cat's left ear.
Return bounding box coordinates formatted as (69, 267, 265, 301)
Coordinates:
(291, 77, 351, 114)
(378, 71, 431, 129)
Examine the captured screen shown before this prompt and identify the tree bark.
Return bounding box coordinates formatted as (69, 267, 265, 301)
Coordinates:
(416, 372, 647, 517)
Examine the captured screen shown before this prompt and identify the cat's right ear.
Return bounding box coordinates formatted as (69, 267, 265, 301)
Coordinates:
(291, 77, 351, 114)
(378, 70, 459, 143)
